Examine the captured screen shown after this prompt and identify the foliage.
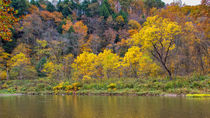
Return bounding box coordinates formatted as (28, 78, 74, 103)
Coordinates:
(46, 1, 56, 12)
(42, 61, 63, 79)
(107, 83, 117, 90)
(128, 20, 141, 36)
(0, 0, 208, 86)
(0, 0, 19, 41)
(0, 71, 7, 80)
(130, 16, 182, 78)
(97, 49, 121, 78)
(0, 47, 9, 69)
(123, 46, 159, 77)
(53, 82, 82, 94)
(8, 53, 37, 80)
(11, 0, 30, 17)
(99, 0, 112, 19)
(72, 52, 98, 79)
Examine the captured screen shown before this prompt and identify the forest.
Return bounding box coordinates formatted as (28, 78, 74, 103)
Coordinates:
(0, 0, 209, 95)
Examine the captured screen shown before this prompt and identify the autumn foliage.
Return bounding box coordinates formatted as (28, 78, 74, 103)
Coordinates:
(0, 0, 19, 41)
(0, 0, 209, 81)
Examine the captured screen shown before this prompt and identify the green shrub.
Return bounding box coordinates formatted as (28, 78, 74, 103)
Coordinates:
(37, 83, 46, 90)
(20, 87, 27, 91)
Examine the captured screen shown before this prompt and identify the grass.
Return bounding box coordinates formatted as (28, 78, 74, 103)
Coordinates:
(0, 75, 209, 96)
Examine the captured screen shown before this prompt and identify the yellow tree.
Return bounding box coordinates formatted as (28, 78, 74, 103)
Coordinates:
(9, 53, 37, 80)
(123, 46, 142, 77)
(35, 40, 50, 60)
(12, 43, 31, 57)
(123, 46, 159, 77)
(128, 20, 141, 36)
(72, 52, 97, 79)
(0, 0, 19, 41)
(97, 49, 121, 78)
(0, 47, 9, 80)
(131, 16, 182, 79)
(42, 61, 63, 79)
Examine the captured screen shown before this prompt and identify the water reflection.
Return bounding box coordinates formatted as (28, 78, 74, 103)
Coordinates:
(0, 96, 209, 118)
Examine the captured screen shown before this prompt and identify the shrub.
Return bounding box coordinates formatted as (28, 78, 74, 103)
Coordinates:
(37, 83, 46, 90)
(2, 83, 8, 89)
(0, 71, 7, 80)
(107, 83, 117, 91)
(72, 82, 82, 91)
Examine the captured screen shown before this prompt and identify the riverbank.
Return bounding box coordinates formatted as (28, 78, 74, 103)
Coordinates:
(0, 75, 209, 96)
(1, 92, 210, 97)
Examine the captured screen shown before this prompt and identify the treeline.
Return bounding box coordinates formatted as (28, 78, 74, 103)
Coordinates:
(0, 0, 209, 80)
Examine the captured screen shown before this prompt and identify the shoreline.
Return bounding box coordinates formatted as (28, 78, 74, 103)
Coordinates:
(1, 92, 209, 97)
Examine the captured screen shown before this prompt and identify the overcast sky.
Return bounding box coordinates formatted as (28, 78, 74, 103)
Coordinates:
(162, 0, 201, 5)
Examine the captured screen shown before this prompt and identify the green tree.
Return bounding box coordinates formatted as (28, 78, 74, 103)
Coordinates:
(11, 0, 30, 17)
(99, 0, 112, 19)
(46, 2, 56, 12)
(36, 57, 47, 77)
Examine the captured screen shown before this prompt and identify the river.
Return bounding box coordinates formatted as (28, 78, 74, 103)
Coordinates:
(0, 95, 209, 118)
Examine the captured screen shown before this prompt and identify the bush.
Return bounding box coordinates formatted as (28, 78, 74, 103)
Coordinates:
(53, 82, 82, 94)
(0, 71, 7, 80)
(37, 83, 46, 90)
(2, 83, 9, 89)
(107, 83, 117, 90)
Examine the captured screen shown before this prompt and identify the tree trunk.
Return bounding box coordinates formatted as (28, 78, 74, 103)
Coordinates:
(161, 61, 172, 80)
(6, 68, 9, 80)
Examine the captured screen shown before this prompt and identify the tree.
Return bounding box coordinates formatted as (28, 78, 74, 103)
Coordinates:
(40, 11, 63, 25)
(46, 2, 56, 12)
(131, 16, 182, 79)
(21, 13, 43, 46)
(123, 46, 159, 77)
(73, 21, 88, 38)
(9, 53, 37, 80)
(128, 20, 141, 36)
(99, 0, 112, 19)
(63, 54, 74, 79)
(0, 0, 19, 41)
(97, 49, 121, 78)
(81, 0, 91, 16)
(0, 47, 9, 80)
(36, 57, 47, 77)
(115, 15, 125, 28)
(56, 0, 74, 17)
(144, 0, 165, 9)
(119, 0, 132, 12)
(201, 0, 209, 5)
(87, 1, 99, 17)
(62, 20, 88, 54)
(30, 0, 37, 6)
(11, 0, 30, 17)
(144, 0, 165, 15)
(72, 52, 98, 79)
(42, 61, 64, 79)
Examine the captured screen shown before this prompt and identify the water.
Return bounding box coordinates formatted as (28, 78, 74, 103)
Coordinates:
(0, 95, 209, 118)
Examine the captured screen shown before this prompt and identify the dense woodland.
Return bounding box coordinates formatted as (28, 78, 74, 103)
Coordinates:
(0, 0, 209, 81)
